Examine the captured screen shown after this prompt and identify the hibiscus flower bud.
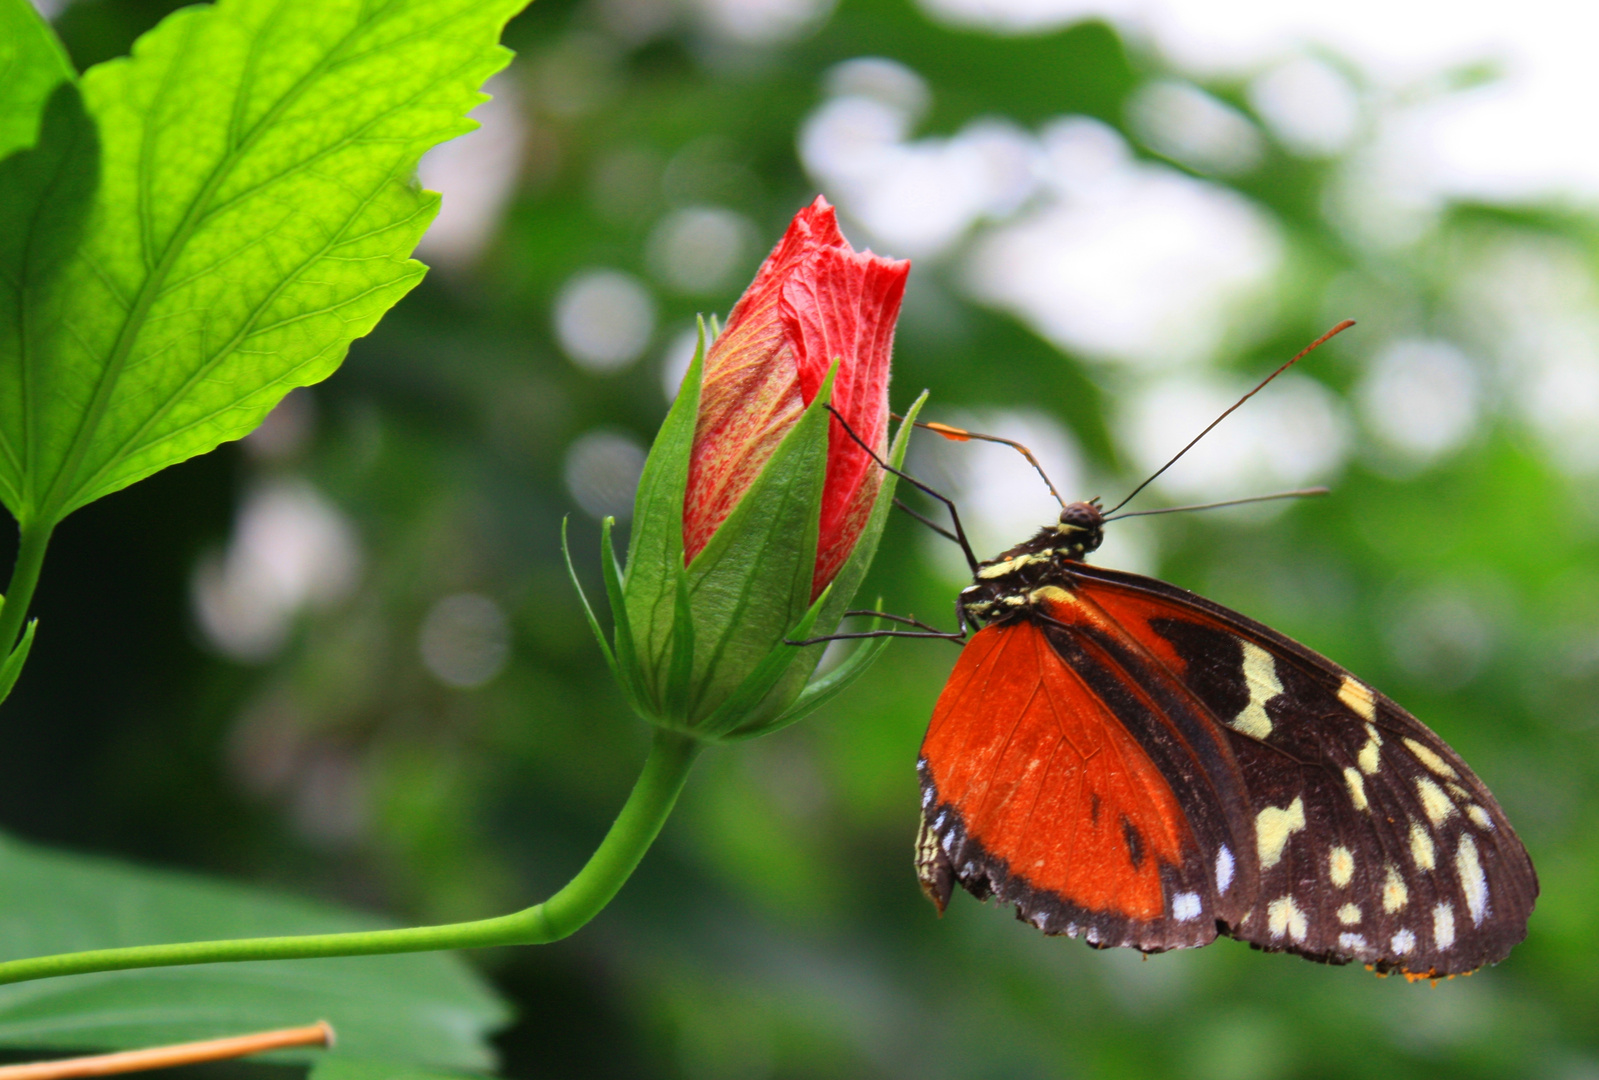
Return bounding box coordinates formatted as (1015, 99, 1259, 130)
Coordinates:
(566, 197, 924, 740)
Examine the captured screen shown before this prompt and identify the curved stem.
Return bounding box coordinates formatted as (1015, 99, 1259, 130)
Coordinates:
(0, 728, 701, 986)
(0, 519, 53, 657)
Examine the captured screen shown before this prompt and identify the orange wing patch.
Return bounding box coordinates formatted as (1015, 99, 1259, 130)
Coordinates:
(922, 619, 1189, 922)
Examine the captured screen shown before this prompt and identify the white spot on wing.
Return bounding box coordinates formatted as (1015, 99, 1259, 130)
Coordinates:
(1031, 911, 1048, 930)
(1338, 676, 1377, 721)
(1343, 767, 1369, 812)
(1339, 932, 1368, 951)
(1173, 892, 1202, 921)
(1391, 929, 1416, 955)
(1329, 845, 1355, 887)
(934, 811, 948, 831)
(1456, 834, 1489, 926)
(922, 787, 934, 808)
(1256, 796, 1306, 869)
(1267, 895, 1308, 942)
(1231, 640, 1282, 739)
(1416, 776, 1456, 826)
(1217, 846, 1235, 894)
(1382, 864, 1409, 913)
(1337, 902, 1361, 925)
(1404, 737, 1460, 779)
(1358, 722, 1382, 775)
(1434, 902, 1456, 950)
(1409, 821, 1436, 871)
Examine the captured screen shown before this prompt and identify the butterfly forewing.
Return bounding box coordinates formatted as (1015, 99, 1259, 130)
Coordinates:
(918, 600, 1259, 952)
(1068, 564, 1538, 977)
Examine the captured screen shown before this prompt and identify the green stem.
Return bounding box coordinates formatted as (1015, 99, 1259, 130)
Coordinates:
(0, 728, 701, 986)
(0, 519, 53, 655)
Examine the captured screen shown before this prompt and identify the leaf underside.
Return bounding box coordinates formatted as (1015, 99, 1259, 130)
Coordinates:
(0, 0, 526, 525)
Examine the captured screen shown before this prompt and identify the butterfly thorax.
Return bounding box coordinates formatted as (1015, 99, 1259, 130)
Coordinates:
(958, 501, 1105, 627)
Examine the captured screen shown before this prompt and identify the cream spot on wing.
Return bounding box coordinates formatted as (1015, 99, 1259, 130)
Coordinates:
(1339, 932, 1368, 950)
(1382, 864, 1409, 913)
(1456, 834, 1489, 926)
(1358, 722, 1383, 775)
(1446, 782, 1472, 801)
(1329, 846, 1355, 887)
(1230, 640, 1282, 739)
(1434, 902, 1456, 950)
(1267, 895, 1308, 942)
(1466, 804, 1494, 830)
(1409, 821, 1436, 871)
(1391, 929, 1416, 955)
(1029, 585, 1073, 605)
(1343, 767, 1369, 812)
(1338, 676, 1377, 721)
(1404, 737, 1460, 779)
(1337, 903, 1362, 925)
(1256, 797, 1307, 869)
(1172, 892, 1202, 921)
(1416, 776, 1456, 826)
(1217, 846, 1235, 894)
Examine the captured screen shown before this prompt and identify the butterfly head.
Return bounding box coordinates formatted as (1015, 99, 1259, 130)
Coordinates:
(1055, 500, 1105, 561)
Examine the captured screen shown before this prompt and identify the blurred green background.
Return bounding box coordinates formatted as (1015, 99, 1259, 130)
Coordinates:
(9, 0, 1599, 1076)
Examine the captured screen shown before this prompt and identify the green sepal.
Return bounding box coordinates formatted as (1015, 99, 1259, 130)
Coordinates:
(560, 515, 618, 675)
(724, 621, 892, 742)
(0, 617, 37, 707)
(694, 582, 833, 740)
(676, 362, 836, 721)
(600, 515, 648, 716)
(718, 390, 930, 733)
(662, 566, 696, 724)
(622, 319, 704, 693)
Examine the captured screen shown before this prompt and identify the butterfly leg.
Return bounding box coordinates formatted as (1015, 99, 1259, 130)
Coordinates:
(786, 609, 966, 647)
(827, 405, 979, 572)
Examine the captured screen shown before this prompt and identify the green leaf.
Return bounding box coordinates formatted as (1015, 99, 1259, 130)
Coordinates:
(1, 0, 526, 525)
(312, 1057, 487, 1080)
(0, 0, 75, 163)
(678, 364, 834, 721)
(622, 319, 704, 691)
(0, 81, 99, 518)
(662, 566, 696, 722)
(600, 515, 648, 716)
(0, 832, 509, 1069)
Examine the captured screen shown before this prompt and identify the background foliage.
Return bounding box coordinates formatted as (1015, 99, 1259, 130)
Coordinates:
(6, 0, 1598, 1078)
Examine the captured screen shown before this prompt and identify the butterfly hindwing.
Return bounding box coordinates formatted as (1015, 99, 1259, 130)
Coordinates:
(1070, 563, 1538, 977)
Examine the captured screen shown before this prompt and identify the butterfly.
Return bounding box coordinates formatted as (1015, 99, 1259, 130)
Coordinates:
(852, 325, 1539, 980)
(914, 496, 1537, 979)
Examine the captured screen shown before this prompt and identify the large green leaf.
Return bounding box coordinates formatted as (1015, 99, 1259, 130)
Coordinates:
(0, 0, 526, 526)
(0, 0, 75, 163)
(0, 832, 509, 1069)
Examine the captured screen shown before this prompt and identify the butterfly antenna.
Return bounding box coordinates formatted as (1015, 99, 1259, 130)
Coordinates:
(889, 417, 1068, 511)
(1103, 487, 1329, 521)
(1103, 320, 1355, 516)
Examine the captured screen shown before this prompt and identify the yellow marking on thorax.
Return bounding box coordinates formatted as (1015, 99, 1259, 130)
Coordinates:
(1403, 738, 1460, 780)
(1382, 864, 1408, 912)
(977, 557, 1020, 579)
(1329, 846, 1355, 887)
(1256, 796, 1306, 869)
(1230, 640, 1281, 740)
(1338, 676, 1377, 721)
(1029, 585, 1074, 606)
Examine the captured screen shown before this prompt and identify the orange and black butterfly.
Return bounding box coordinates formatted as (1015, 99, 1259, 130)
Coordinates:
(832, 324, 1537, 980)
